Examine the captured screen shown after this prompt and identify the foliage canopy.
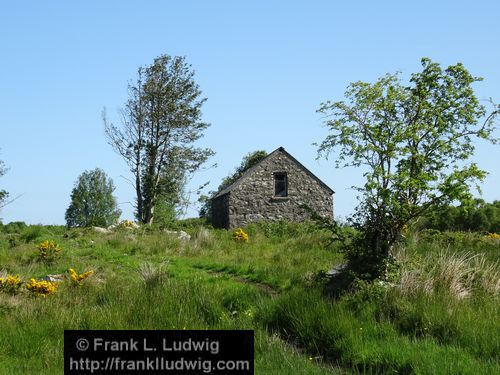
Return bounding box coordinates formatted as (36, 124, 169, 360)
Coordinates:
(318, 58, 499, 278)
(424, 199, 500, 233)
(218, 150, 268, 191)
(65, 168, 121, 228)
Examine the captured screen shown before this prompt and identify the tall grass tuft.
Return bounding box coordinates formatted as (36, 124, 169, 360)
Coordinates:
(137, 261, 169, 288)
(192, 226, 212, 250)
(396, 249, 500, 299)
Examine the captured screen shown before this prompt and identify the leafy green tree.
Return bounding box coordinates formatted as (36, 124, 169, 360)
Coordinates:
(218, 150, 268, 190)
(104, 54, 214, 224)
(0, 152, 8, 210)
(198, 150, 267, 219)
(151, 165, 187, 228)
(424, 199, 500, 232)
(65, 168, 121, 228)
(317, 58, 499, 279)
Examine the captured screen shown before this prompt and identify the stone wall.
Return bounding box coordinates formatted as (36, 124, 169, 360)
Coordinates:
(225, 150, 333, 228)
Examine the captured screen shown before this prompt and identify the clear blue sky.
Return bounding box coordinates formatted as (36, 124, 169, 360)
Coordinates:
(1, 1, 499, 225)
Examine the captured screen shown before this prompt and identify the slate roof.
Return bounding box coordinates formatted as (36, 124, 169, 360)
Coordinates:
(213, 147, 334, 199)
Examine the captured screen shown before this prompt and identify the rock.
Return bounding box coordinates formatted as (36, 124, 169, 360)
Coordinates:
(42, 274, 65, 283)
(127, 222, 140, 229)
(164, 230, 191, 241)
(377, 280, 396, 288)
(326, 263, 347, 276)
(93, 226, 111, 234)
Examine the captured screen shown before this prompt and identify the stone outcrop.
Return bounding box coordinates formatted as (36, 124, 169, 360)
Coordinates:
(164, 230, 191, 241)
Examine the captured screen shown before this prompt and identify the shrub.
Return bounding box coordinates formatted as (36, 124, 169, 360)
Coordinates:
(232, 228, 249, 242)
(25, 278, 58, 297)
(486, 232, 500, 240)
(7, 234, 20, 248)
(36, 240, 62, 262)
(68, 268, 94, 285)
(0, 274, 22, 294)
(20, 225, 45, 243)
(2, 221, 27, 234)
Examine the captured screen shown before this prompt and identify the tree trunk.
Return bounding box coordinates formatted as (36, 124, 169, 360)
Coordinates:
(143, 203, 155, 225)
(135, 169, 144, 223)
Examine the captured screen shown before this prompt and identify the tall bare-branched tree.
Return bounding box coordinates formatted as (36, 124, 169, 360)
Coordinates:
(104, 55, 214, 224)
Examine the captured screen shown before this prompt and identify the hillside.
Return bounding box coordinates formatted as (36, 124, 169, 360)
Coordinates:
(0, 221, 499, 374)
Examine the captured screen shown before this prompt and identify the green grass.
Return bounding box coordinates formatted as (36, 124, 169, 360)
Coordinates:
(260, 287, 499, 374)
(0, 224, 498, 374)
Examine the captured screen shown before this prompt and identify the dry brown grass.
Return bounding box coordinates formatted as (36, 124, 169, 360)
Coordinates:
(396, 249, 500, 299)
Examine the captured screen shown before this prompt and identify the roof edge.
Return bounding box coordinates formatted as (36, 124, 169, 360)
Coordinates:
(212, 146, 335, 199)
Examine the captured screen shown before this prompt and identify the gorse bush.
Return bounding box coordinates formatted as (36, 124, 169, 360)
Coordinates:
(232, 228, 249, 242)
(486, 232, 500, 240)
(36, 240, 61, 262)
(0, 274, 22, 294)
(68, 268, 94, 286)
(25, 278, 58, 297)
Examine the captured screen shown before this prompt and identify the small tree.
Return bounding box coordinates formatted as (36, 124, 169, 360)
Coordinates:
(318, 58, 498, 279)
(65, 168, 121, 228)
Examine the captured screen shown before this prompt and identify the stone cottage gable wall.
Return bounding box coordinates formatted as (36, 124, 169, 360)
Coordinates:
(227, 150, 333, 228)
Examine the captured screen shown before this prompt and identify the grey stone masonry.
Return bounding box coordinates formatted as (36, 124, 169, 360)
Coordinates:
(211, 147, 334, 228)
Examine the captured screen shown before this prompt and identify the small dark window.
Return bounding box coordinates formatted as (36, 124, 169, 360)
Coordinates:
(274, 172, 288, 197)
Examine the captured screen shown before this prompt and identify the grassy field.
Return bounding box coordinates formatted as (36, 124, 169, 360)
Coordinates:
(0, 221, 498, 374)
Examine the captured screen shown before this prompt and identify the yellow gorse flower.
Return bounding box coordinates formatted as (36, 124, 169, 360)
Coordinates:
(0, 274, 23, 294)
(1, 274, 22, 286)
(68, 268, 94, 284)
(232, 228, 249, 242)
(486, 232, 500, 239)
(36, 240, 62, 261)
(119, 220, 136, 228)
(25, 278, 58, 297)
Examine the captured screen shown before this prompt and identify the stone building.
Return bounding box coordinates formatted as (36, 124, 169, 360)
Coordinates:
(211, 147, 334, 228)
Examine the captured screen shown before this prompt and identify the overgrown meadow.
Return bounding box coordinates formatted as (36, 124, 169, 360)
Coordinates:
(0, 221, 498, 374)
